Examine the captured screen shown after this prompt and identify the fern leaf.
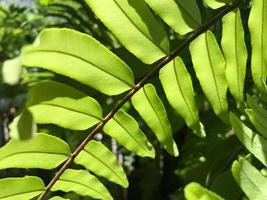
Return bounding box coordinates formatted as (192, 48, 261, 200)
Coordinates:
(185, 182, 225, 200)
(103, 110, 155, 158)
(190, 31, 228, 119)
(0, 176, 45, 200)
(160, 57, 205, 137)
(248, 0, 267, 93)
(22, 28, 134, 95)
(222, 9, 247, 107)
(131, 84, 178, 156)
(230, 113, 267, 167)
(0, 133, 71, 169)
(145, 0, 201, 35)
(232, 157, 267, 200)
(51, 169, 112, 200)
(85, 0, 169, 64)
(74, 140, 128, 188)
(27, 80, 102, 130)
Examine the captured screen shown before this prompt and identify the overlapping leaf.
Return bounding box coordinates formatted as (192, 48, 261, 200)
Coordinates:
(0, 176, 45, 200)
(27, 80, 102, 130)
(246, 95, 267, 137)
(184, 182, 225, 200)
(74, 140, 128, 188)
(248, 0, 267, 92)
(85, 0, 169, 64)
(145, 0, 201, 35)
(230, 113, 267, 166)
(232, 157, 267, 200)
(22, 28, 134, 95)
(51, 169, 112, 200)
(204, 0, 231, 9)
(103, 110, 155, 158)
(222, 9, 247, 107)
(0, 133, 71, 169)
(131, 84, 178, 156)
(190, 31, 228, 119)
(160, 57, 205, 137)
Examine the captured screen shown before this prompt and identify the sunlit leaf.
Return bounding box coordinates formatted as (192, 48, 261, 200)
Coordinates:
(222, 9, 247, 107)
(204, 0, 231, 9)
(145, 0, 201, 35)
(2, 57, 21, 85)
(190, 31, 228, 119)
(160, 58, 205, 137)
(103, 110, 155, 158)
(232, 157, 267, 200)
(51, 169, 112, 200)
(74, 140, 128, 188)
(0, 133, 71, 169)
(246, 95, 267, 137)
(248, 0, 267, 92)
(49, 197, 69, 200)
(85, 0, 169, 64)
(22, 28, 134, 95)
(185, 182, 225, 200)
(9, 109, 37, 140)
(27, 80, 102, 130)
(0, 176, 45, 200)
(131, 84, 178, 156)
(230, 113, 267, 166)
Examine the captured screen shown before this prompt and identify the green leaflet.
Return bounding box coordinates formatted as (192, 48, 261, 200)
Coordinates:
(131, 84, 178, 156)
(230, 113, 267, 166)
(8, 109, 37, 140)
(204, 0, 229, 9)
(22, 28, 134, 95)
(190, 31, 228, 119)
(232, 157, 267, 200)
(145, 0, 201, 35)
(222, 9, 247, 107)
(74, 140, 128, 188)
(51, 169, 112, 200)
(248, 0, 267, 93)
(0, 176, 45, 200)
(184, 182, 225, 200)
(159, 58, 205, 137)
(49, 197, 69, 200)
(2, 57, 21, 85)
(246, 95, 267, 138)
(27, 80, 102, 130)
(103, 110, 155, 158)
(85, 0, 169, 64)
(0, 133, 71, 169)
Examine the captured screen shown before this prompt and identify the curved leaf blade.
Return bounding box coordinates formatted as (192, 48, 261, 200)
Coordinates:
(27, 80, 102, 130)
(185, 182, 225, 200)
(103, 110, 155, 158)
(222, 9, 247, 107)
(22, 28, 134, 95)
(0, 133, 71, 169)
(75, 140, 128, 188)
(145, 0, 201, 35)
(131, 84, 178, 156)
(232, 157, 267, 200)
(248, 0, 267, 92)
(85, 0, 169, 64)
(49, 197, 69, 200)
(230, 113, 267, 166)
(204, 0, 227, 9)
(160, 58, 205, 137)
(190, 31, 228, 118)
(51, 169, 112, 200)
(0, 176, 45, 200)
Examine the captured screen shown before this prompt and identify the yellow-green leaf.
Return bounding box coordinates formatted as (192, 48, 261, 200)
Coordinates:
(131, 84, 178, 156)
(75, 140, 128, 188)
(22, 28, 134, 95)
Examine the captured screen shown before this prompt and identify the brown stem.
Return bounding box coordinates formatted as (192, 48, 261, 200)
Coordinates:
(38, 0, 243, 199)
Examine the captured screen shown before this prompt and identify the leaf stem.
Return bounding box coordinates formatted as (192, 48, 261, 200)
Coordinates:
(38, 0, 243, 199)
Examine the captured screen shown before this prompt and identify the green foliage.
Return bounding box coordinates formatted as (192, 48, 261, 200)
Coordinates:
(1, 0, 267, 199)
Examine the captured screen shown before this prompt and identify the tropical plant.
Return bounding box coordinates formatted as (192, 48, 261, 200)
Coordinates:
(0, 0, 267, 199)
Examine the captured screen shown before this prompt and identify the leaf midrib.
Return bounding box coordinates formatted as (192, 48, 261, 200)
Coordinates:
(25, 49, 133, 87)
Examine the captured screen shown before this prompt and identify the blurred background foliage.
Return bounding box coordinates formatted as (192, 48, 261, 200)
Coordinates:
(0, 0, 263, 199)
